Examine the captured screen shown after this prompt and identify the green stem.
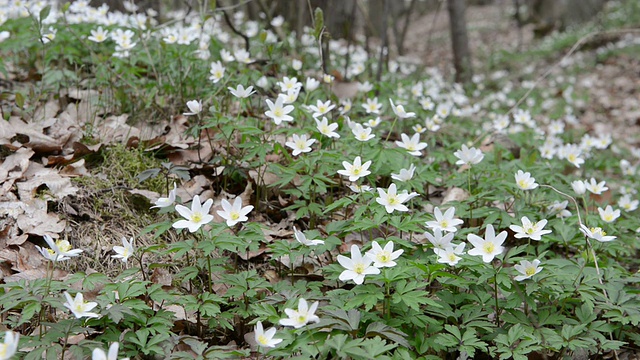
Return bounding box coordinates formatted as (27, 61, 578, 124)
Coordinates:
(492, 262, 501, 326)
(384, 116, 399, 142)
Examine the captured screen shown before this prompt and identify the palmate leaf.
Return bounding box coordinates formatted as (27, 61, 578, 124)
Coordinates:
(322, 308, 361, 332)
(391, 280, 442, 311)
(365, 322, 410, 348)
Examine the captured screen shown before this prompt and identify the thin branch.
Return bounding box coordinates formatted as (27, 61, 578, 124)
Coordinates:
(219, 3, 251, 51)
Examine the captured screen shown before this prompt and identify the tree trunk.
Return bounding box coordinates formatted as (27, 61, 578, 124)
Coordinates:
(447, 0, 473, 84)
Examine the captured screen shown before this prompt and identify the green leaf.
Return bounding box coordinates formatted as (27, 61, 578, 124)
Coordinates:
(365, 322, 410, 348)
(313, 8, 324, 40)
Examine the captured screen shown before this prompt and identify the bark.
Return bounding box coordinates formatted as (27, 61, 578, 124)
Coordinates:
(447, 0, 473, 84)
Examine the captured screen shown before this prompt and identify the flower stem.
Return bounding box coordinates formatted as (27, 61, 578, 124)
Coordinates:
(492, 262, 501, 326)
(385, 117, 399, 142)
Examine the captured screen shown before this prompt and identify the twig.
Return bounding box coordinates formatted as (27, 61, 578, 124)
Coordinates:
(219, 4, 250, 51)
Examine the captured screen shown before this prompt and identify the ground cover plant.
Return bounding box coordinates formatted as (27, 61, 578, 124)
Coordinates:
(0, 0, 640, 359)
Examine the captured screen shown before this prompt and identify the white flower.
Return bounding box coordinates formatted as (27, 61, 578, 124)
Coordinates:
(88, 26, 109, 43)
(315, 117, 340, 138)
(453, 144, 484, 166)
(36, 235, 83, 262)
(467, 224, 507, 263)
(425, 207, 464, 233)
(228, 84, 256, 98)
(41, 27, 57, 43)
(217, 197, 253, 227)
(183, 100, 202, 116)
(63, 291, 100, 319)
(293, 226, 324, 246)
(391, 164, 416, 182)
(435, 103, 452, 118)
(271, 15, 284, 27)
(308, 99, 335, 118)
(151, 183, 177, 209)
(579, 224, 616, 242)
(366, 241, 403, 268)
(433, 243, 466, 266)
(564, 145, 584, 168)
(112, 237, 135, 263)
(305, 77, 320, 92)
(220, 49, 235, 62)
(337, 245, 380, 285)
(514, 259, 543, 281)
(352, 123, 375, 142)
(0, 31, 9, 43)
(424, 229, 455, 250)
(618, 194, 638, 212)
(571, 180, 587, 195)
(254, 321, 282, 348)
(597, 205, 620, 223)
(285, 134, 315, 156)
(173, 195, 214, 233)
(365, 117, 381, 128)
(395, 133, 427, 156)
(376, 184, 411, 213)
(362, 97, 382, 114)
(256, 76, 269, 89)
(278, 87, 300, 104)
(92, 342, 129, 360)
(279, 298, 320, 328)
(515, 170, 538, 190)
(233, 48, 252, 63)
(209, 61, 226, 83)
(358, 81, 373, 92)
(291, 59, 302, 70)
(0, 331, 19, 360)
(509, 217, 551, 241)
(547, 200, 571, 218)
(389, 99, 415, 118)
(265, 97, 294, 125)
(337, 156, 372, 182)
(323, 74, 334, 83)
(585, 178, 608, 195)
(348, 184, 372, 193)
(277, 76, 302, 92)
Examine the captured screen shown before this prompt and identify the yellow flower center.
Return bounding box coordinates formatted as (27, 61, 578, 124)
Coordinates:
(440, 220, 448, 228)
(526, 227, 535, 234)
(353, 263, 365, 274)
(0, 344, 7, 357)
(378, 252, 391, 263)
(483, 243, 495, 254)
(518, 180, 528, 188)
(297, 315, 307, 323)
(274, 108, 283, 117)
(604, 214, 613, 222)
(448, 254, 457, 262)
(257, 335, 269, 345)
(525, 267, 537, 276)
(230, 212, 240, 221)
(387, 196, 398, 205)
(57, 240, 72, 253)
(568, 154, 576, 162)
(191, 212, 203, 223)
(352, 167, 361, 175)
